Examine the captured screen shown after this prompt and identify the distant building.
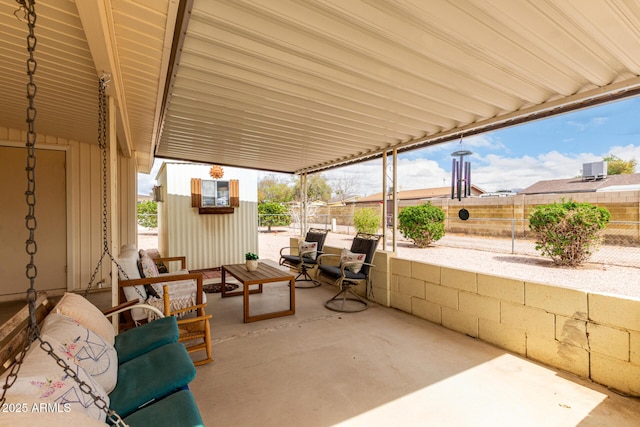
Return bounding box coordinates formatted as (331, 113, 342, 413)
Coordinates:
(352, 185, 485, 205)
(519, 173, 640, 195)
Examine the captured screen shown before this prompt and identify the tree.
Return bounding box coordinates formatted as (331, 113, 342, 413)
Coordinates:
(258, 202, 291, 232)
(292, 173, 332, 202)
(330, 173, 362, 202)
(258, 174, 293, 203)
(137, 200, 158, 228)
(353, 208, 381, 234)
(398, 203, 445, 248)
(603, 154, 636, 175)
(529, 200, 610, 267)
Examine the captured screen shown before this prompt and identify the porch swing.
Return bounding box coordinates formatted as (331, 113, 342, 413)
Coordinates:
(0, 2, 203, 425)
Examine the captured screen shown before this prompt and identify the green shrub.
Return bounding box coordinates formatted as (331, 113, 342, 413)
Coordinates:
(137, 200, 158, 228)
(529, 200, 610, 267)
(353, 208, 381, 234)
(398, 203, 445, 248)
(258, 202, 291, 232)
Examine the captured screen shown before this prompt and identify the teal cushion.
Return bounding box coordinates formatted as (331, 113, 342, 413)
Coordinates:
(122, 390, 204, 427)
(115, 316, 179, 364)
(109, 342, 196, 417)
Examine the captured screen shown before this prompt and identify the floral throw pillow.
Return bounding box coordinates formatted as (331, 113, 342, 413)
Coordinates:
(41, 313, 118, 394)
(340, 249, 366, 274)
(299, 241, 318, 260)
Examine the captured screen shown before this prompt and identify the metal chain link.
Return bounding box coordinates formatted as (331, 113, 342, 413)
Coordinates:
(84, 77, 145, 302)
(1, 4, 130, 424)
(1, 0, 38, 406)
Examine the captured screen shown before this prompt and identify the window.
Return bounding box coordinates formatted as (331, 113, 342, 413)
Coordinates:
(191, 178, 239, 213)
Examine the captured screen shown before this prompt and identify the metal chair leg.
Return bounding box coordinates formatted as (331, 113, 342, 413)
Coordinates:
(324, 282, 368, 312)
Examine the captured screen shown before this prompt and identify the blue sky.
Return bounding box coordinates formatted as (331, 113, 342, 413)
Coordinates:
(139, 96, 640, 196)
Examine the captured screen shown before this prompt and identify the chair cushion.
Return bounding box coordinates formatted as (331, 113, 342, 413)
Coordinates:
(114, 316, 179, 364)
(318, 265, 367, 281)
(54, 292, 115, 345)
(139, 254, 160, 278)
(122, 390, 203, 427)
(109, 342, 196, 418)
(41, 313, 118, 394)
(299, 241, 318, 260)
(340, 249, 366, 274)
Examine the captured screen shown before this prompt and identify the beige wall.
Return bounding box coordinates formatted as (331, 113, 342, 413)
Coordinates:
(308, 238, 640, 397)
(352, 192, 640, 243)
(0, 125, 135, 300)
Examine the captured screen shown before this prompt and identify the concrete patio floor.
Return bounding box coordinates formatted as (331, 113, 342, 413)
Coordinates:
(189, 279, 640, 427)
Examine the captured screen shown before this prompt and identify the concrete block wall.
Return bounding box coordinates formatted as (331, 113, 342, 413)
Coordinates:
(388, 257, 640, 396)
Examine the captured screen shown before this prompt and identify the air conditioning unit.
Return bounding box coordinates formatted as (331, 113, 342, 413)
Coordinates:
(583, 161, 607, 180)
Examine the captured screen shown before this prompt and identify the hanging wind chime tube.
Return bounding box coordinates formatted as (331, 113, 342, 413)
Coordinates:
(451, 149, 473, 201)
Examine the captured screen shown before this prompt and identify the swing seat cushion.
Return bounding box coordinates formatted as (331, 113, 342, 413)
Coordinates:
(108, 342, 196, 418)
(114, 315, 179, 364)
(122, 389, 204, 427)
(54, 292, 116, 345)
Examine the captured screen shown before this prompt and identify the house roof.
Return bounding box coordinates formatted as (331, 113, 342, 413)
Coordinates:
(2, 1, 640, 175)
(355, 185, 484, 203)
(519, 174, 640, 195)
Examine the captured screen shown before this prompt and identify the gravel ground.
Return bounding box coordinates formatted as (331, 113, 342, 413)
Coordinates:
(257, 229, 640, 300)
(138, 228, 640, 299)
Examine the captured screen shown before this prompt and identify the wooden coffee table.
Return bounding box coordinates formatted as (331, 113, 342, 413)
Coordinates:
(221, 261, 295, 323)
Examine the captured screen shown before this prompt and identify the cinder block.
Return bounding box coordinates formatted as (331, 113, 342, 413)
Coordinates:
(631, 331, 640, 365)
(390, 290, 412, 313)
(411, 262, 441, 284)
(412, 298, 442, 324)
(527, 335, 589, 378)
(441, 267, 477, 292)
(391, 258, 412, 278)
(501, 302, 555, 339)
(591, 353, 640, 397)
(478, 275, 524, 304)
(372, 251, 390, 273)
(459, 292, 500, 323)
(397, 276, 426, 299)
(587, 323, 630, 361)
(478, 318, 526, 355)
(390, 274, 399, 293)
(442, 306, 478, 337)
(525, 282, 587, 318)
(425, 282, 458, 309)
(555, 315, 588, 350)
(369, 270, 389, 292)
(589, 294, 640, 331)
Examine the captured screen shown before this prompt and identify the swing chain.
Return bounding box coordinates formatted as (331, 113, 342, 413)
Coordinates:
(1, 0, 39, 407)
(84, 78, 145, 302)
(2, 4, 130, 425)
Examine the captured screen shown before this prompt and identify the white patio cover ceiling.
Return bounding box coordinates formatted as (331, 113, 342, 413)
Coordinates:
(1, 1, 640, 175)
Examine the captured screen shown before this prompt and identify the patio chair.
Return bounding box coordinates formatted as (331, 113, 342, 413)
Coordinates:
(163, 284, 213, 366)
(279, 228, 329, 288)
(317, 233, 382, 312)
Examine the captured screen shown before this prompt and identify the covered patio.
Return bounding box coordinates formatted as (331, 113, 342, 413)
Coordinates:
(2, 0, 640, 425)
(187, 279, 640, 426)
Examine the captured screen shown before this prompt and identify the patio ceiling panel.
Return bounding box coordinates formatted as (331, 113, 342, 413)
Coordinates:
(154, 0, 640, 175)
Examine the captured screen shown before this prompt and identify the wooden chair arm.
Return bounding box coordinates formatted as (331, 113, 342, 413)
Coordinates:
(170, 304, 208, 316)
(154, 256, 187, 270)
(119, 272, 204, 304)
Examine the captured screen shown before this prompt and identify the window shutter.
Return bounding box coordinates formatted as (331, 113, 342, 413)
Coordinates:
(230, 179, 240, 207)
(191, 178, 202, 207)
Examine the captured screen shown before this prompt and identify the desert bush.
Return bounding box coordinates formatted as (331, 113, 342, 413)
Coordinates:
(137, 200, 158, 228)
(258, 202, 291, 232)
(353, 208, 381, 234)
(398, 203, 445, 248)
(529, 200, 610, 267)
